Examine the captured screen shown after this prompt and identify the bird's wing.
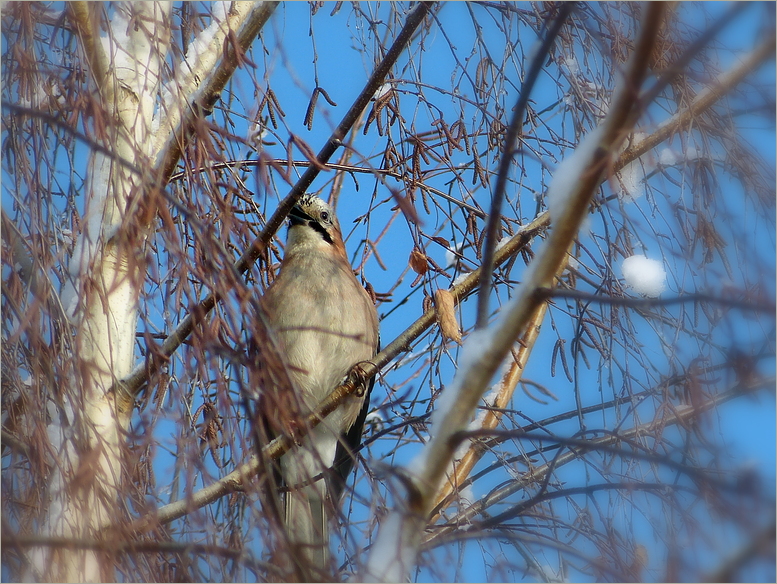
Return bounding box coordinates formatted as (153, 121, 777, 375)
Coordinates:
(330, 337, 379, 502)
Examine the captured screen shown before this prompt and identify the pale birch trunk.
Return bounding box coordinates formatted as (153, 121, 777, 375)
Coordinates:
(27, 3, 276, 579)
(28, 3, 170, 581)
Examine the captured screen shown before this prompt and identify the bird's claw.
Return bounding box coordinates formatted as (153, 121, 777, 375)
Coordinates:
(347, 362, 372, 397)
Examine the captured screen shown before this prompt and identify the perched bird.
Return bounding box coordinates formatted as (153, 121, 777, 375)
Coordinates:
(260, 194, 379, 581)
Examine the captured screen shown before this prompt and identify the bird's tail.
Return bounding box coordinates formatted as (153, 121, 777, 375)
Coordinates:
(284, 484, 330, 581)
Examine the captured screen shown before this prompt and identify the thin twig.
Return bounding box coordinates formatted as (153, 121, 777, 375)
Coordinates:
(545, 288, 776, 314)
(423, 376, 774, 547)
(111, 2, 433, 406)
(475, 2, 573, 329)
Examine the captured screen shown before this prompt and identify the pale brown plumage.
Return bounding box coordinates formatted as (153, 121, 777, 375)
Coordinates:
(260, 194, 378, 581)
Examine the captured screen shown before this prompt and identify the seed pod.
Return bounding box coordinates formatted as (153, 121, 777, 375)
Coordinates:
(434, 288, 461, 344)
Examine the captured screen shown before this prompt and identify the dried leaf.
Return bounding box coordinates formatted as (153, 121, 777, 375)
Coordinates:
(435, 288, 461, 343)
(409, 248, 428, 275)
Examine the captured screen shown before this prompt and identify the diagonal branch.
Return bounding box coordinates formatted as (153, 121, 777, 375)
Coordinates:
(618, 31, 776, 170)
(362, 6, 666, 581)
(121, 363, 362, 533)
(415, 0, 666, 515)
(475, 2, 572, 329)
(111, 2, 433, 408)
(151, 2, 278, 180)
(127, 28, 775, 523)
(429, 253, 570, 523)
(425, 32, 777, 517)
(423, 376, 775, 548)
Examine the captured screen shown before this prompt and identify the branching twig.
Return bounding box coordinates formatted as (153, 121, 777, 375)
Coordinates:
(476, 2, 573, 329)
(545, 288, 776, 314)
(111, 2, 433, 407)
(129, 213, 549, 532)
(618, 31, 777, 172)
(122, 25, 774, 521)
(423, 376, 775, 547)
(363, 6, 667, 581)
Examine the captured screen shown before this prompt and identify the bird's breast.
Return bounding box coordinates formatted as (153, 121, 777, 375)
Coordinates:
(263, 252, 378, 424)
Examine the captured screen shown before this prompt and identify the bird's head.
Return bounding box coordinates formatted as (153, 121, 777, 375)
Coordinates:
(286, 194, 347, 258)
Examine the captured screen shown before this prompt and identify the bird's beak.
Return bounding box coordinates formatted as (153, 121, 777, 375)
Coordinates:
(289, 204, 313, 227)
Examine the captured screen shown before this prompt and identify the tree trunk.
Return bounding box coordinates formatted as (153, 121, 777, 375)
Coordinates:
(28, 3, 171, 580)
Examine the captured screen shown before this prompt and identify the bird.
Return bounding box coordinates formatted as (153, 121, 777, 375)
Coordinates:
(259, 194, 379, 581)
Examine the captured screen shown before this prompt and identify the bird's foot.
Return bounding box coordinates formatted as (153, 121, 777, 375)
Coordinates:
(345, 361, 373, 397)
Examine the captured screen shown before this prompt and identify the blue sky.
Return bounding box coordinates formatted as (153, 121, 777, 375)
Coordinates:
(2, 2, 774, 582)
(245, 4, 776, 581)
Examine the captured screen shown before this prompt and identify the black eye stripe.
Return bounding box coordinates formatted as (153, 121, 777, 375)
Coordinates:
(309, 219, 333, 244)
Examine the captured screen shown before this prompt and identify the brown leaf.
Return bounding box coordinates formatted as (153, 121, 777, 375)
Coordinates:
(409, 248, 428, 275)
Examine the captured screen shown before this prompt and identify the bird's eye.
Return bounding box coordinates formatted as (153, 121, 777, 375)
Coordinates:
(320, 211, 330, 222)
